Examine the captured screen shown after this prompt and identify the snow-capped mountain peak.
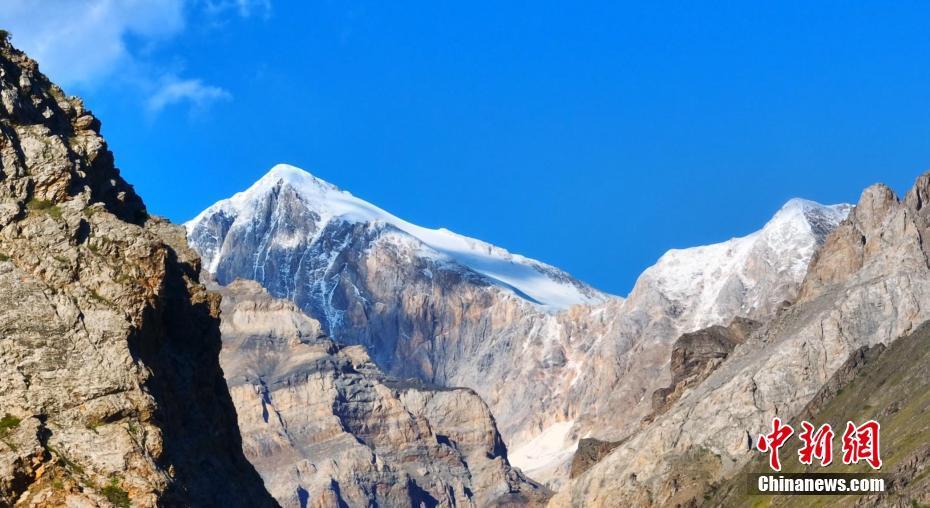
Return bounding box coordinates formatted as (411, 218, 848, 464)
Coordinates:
(185, 164, 855, 487)
(258, 163, 341, 192)
(629, 197, 851, 331)
(186, 164, 607, 310)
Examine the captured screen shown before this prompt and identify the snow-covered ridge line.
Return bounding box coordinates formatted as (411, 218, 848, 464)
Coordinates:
(633, 196, 852, 331)
(186, 163, 609, 310)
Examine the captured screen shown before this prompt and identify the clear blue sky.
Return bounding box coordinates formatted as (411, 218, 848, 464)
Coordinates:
(3, 1, 928, 295)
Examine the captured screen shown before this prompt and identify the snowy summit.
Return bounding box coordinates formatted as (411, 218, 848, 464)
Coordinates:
(186, 164, 607, 310)
(633, 197, 852, 331)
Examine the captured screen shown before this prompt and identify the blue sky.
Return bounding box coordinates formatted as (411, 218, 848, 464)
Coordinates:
(2, 1, 928, 295)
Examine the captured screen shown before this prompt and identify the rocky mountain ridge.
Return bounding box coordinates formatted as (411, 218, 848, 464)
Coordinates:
(5, 26, 926, 508)
(187, 163, 607, 313)
(0, 39, 275, 506)
(188, 164, 850, 484)
(707, 321, 930, 507)
(550, 173, 930, 506)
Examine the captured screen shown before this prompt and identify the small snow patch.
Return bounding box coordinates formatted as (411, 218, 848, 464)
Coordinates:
(509, 420, 576, 483)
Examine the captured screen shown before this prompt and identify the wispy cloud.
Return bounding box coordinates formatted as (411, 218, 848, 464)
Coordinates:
(0, 0, 268, 115)
(204, 0, 272, 19)
(0, 0, 186, 88)
(148, 76, 232, 113)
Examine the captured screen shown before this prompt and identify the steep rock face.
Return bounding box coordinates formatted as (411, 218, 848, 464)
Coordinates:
(0, 40, 274, 506)
(551, 173, 930, 507)
(187, 165, 848, 484)
(568, 439, 622, 480)
(215, 279, 547, 507)
(647, 317, 760, 420)
(707, 323, 930, 507)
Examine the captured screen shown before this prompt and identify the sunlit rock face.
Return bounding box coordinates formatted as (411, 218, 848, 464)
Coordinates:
(189, 164, 848, 485)
(552, 174, 930, 507)
(0, 40, 274, 507)
(214, 279, 548, 507)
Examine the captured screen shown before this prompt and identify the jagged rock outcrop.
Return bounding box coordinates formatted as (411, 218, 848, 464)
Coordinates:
(551, 173, 930, 507)
(215, 279, 547, 507)
(187, 166, 849, 485)
(568, 439, 622, 480)
(574, 317, 759, 478)
(0, 39, 275, 506)
(647, 317, 760, 420)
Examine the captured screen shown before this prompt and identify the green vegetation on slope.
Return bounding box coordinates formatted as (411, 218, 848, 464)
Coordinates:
(704, 322, 930, 507)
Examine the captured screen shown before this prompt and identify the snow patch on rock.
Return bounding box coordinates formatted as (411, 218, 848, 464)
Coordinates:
(509, 420, 577, 484)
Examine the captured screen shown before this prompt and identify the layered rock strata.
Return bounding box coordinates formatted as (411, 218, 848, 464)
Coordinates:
(215, 279, 547, 507)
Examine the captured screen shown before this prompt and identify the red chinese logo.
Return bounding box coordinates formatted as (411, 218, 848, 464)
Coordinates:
(757, 419, 881, 471)
(841, 420, 882, 469)
(756, 417, 794, 471)
(798, 421, 834, 466)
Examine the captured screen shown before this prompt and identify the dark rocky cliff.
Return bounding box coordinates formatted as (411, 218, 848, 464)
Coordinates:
(0, 37, 275, 507)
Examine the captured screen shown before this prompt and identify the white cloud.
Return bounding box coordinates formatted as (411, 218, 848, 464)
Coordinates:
(0, 0, 186, 88)
(0, 0, 266, 114)
(148, 77, 232, 113)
